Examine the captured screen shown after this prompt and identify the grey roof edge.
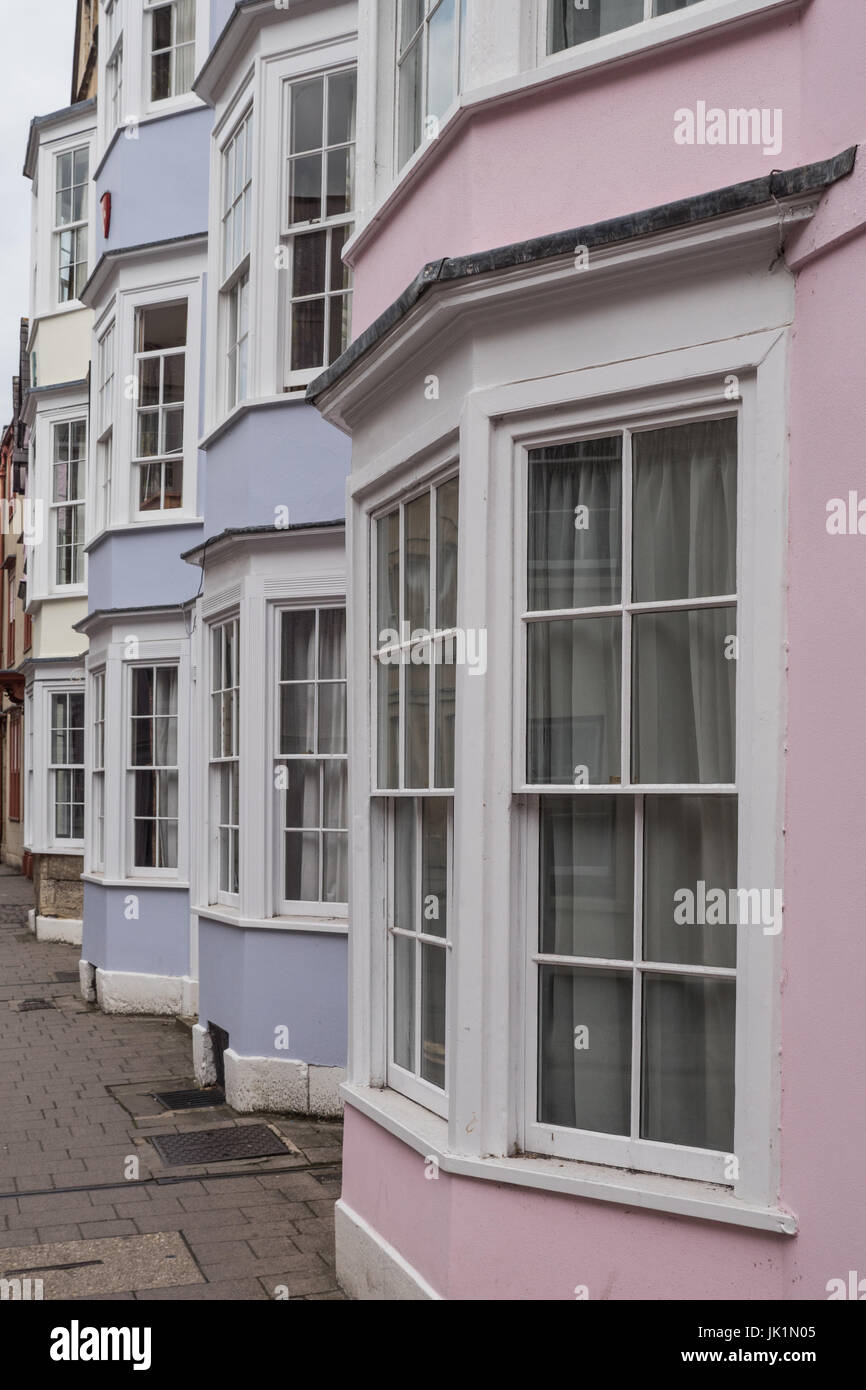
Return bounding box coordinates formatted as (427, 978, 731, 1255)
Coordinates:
(80, 232, 209, 304)
(26, 378, 89, 401)
(194, 1, 277, 102)
(73, 601, 193, 634)
(181, 518, 346, 563)
(308, 145, 857, 405)
(24, 98, 98, 178)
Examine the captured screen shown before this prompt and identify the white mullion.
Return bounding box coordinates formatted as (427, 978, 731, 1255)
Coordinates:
(414, 797, 423, 1080)
(621, 429, 632, 789)
(637, 960, 737, 979)
(626, 595, 739, 616)
(629, 794, 643, 1139)
(398, 503, 406, 789)
(645, 0, 654, 21)
(428, 487, 437, 787)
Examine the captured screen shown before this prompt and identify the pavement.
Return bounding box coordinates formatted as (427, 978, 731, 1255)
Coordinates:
(0, 871, 347, 1300)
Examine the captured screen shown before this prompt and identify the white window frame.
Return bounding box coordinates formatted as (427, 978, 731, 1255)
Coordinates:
(90, 669, 106, 872)
(53, 144, 89, 306)
(126, 661, 180, 877)
(51, 417, 87, 588)
(131, 298, 188, 518)
(94, 319, 116, 537)
(103, 0, 125, 137)
(515, 404, 740, 1183)
(280, 65, 357, 391)
(219, 106, 253, 415)
(273, 602, 349, 919)
(49, 691, 86, 847)
(395, 0, 465, 171)
(144, 0, 197, 107)
(209, 616, 240, 907)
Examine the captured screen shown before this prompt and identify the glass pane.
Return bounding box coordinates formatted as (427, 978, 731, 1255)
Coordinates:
(280, 684, 316, 755)
(152, 4, 172, 50)
(159, 769, 179, 819)
(398, 35, 422, 166)
(132, 668, 154, 716)
(528, 436, 622, 610)
(289, 153, 322, 224)
(326, 148, 354, 217)
(401, 0, 424, 47)
(527, 615, 621, 785)
(159, 817, 178, 870)
(538, 965, 632, 1134)
(654, 0, 704, 12)
(176, 0, 196, 46)
(319, 608, 346, 679)
(293, 232, 328, 299)
(539, 796, 634, 959)
(323, 760, 347, 830)
(137, 410, 159, 458)
(135, 770, 156, 817)
(318, 684, 347, 755)
(156, 666, 177, 715)
(436, 477, 459, 630)
(163, 405, 184, 454)
(151, 50, 170, 101)
(434, 654, 455, 788)
(420, 943, 446, 1088)
(377, 511, 400, 641)
(632, 419, 737, 602)
(547, 0, 644, 54)
(281, 610, 315, 680)
(155, 715, 177, 765)
(641, 973, 735, 1150)
(138, 303, 187, 352)
(285, 831, 320, 900)
(405, 658, 429, 788)
(632, 606, 736, 783)
(392, 932, 415, 1071)
(163, 353, 185, 403)
(421, 797, 447, 938)
(162, 459, 183, 509)
(377, 660, 399, 788)
(327, 69, 356, 145)
(323, 831, 348, 903)
(643, 795, 737, 968)
(139, 462, 163, 511)
(291, 78, 323, 154)
(427, 0, 456, 122)
(330, 224, 351, 292)
(328, 294, 352, 364)
(404, 494, 430, 633)
(291, 298, 325, 371)
(394, 798, 416, 931)
(285, 759, 320, 829)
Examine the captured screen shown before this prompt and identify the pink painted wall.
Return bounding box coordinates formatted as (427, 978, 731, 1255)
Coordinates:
(351, 3, 864, 335)
(340, 0, 866, 1300)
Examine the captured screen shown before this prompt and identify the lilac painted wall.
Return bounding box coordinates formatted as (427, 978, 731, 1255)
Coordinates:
(83, 881, 190, 977)
(197, 918, 348, 1065)
(210, 0, 237, 44)
(87, 523, 204, 611)
(202, 403, 348, 539)
(95, 108, 211, 256)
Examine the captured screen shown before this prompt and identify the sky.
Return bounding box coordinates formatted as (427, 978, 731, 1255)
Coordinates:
(0, 0, 77, 422)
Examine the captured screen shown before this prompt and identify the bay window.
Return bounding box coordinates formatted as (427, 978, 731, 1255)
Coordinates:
(547, 0, 705, 53)
(148, 0, 196, 102)
(133, 302, 186, 513)
(374, 475, 459, 1114)
(397, 0, 465, 169)
(282, 68, 356, 384)
(210, 618, 239, 901)
(276, 607, 348, 909)
(55, 147, 89, 304)
(51, 692, 85, 842)
(523, 415, 739, 1177)
(220, 110, 252, 413)
(130, 665, 178, 869)
(103, 0, 124, 133)
(52, 419, 86, 585)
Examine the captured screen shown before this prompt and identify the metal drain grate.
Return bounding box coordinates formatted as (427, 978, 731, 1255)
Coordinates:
(149, 1125, 291, 1166)
(54, 972, 81, 983)
(20, 999, 55, 1011)
(152, 1087, 226, 1111)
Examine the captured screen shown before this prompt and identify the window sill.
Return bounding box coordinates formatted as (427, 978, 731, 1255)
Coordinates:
(345, 0, 806, 267)
(342, 1083, 798, 1235)
(81, 873, 190, 889)
(191, 904, 349, 935)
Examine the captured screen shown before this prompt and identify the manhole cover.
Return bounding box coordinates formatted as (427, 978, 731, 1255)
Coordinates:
(54, 971, 80, 983)
(20, 999, 55, 1011)
(150, 1125, 291, 1166)
(152, 1087, 226, 1110)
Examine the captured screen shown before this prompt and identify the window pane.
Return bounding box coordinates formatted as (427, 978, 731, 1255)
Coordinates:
(280, 684, 316, 755)
(156, 666, 177, 715)
(328, 294, 352, 364)
(427, 0, 456, 123)
(539, 796, 634, 959)
(163, 354, 185, 403)
(434, 655, 455, 788)
(138, 303, 187, 352)
(394, 799, 416, 930)
(404, 494, 430, 633)
(285, 831, 319, 900)
(632, 606, 736, 783)
(330, 224, 351, 292)
(318, 683, 347, 755)
(436, 477, 459, 630)
(163, 459, 183, 509)
(401, 0, 424, 47)
(528, 436, 622, 610)
(151, 50, 171, 101)
(632, 419, 737, 602)
(136, 410, 159, 458)
(377, 660, 399, 787)
(131, 718, 153, 766)
(289, 153, 322, 223)
(327, 69, 356, 145)
(284, 759, 320, 828)
(152, 5, 172, 50)
(398, 35, 422, 166)
(323, 760, 347, 829)
(538, 965, 632, 1134)
(291, 78, 323, 154)
(547, 0, 645, 53)
(323, 831, 348, 902)
(377, 511, 400, 640)
(319, 608, 346, 679)
(654, 0, 704, 13)
(643, 795, 737, 968)
(291, 298, 325, 371)
(527, 615, 621, 784)
(281, 610, 315, 680)
(132, 668, 154, 716)
(420, 943, 446, 1088)
(405, 658, 429, 788)
(163, 406, 184, 454)
(421, 797, 448, 938)
(641, 973, 735, 1150)
(326, 148, 354, 217)
(392, 932, 415, 1071)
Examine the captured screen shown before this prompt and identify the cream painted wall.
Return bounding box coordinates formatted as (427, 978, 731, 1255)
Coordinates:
(32, 598, 88, 661)
(31, 307, 92, 387)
